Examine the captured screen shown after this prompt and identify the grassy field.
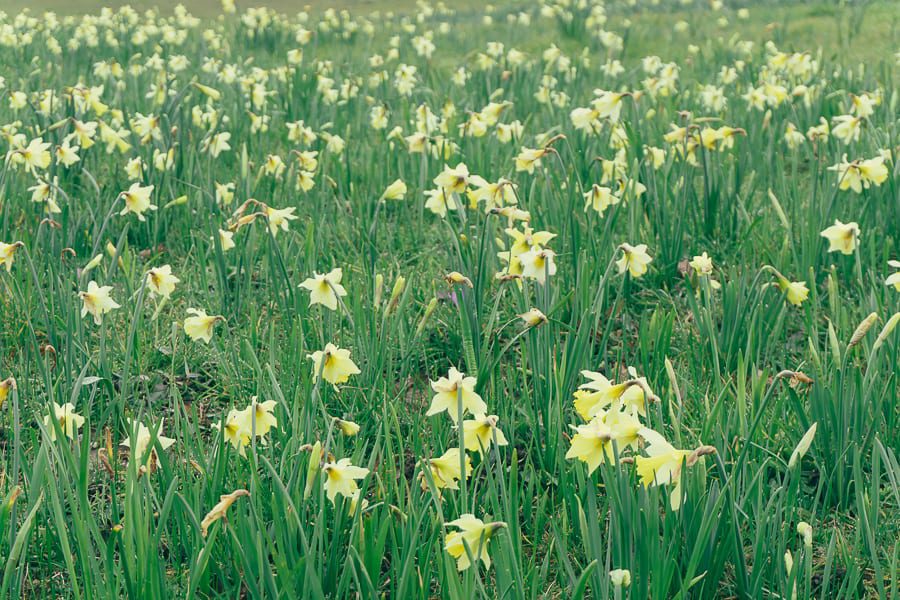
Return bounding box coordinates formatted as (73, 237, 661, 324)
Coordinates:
(0, 0, 898, 598)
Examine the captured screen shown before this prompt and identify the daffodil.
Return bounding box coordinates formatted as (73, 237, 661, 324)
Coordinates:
(120, 182, 157, 221)
(43, 402, 86, 441)
(146, 265, 180, 299)
(308, 343, 361, 386)
(820, 220, 860, 255)
(565, 410, 643, 473)
(463, 414, 509, 454)
(241, 397, 278, 437)
(214, 408, 252, 455)
(299, 268, 347, 310)
(775, 276, 809, 306)
(886, 260, 900, 291)
(122, 418, 176, 467)
(444, 514, 505, 571)
(583, 184, 616, 215)
(635, 429, 715, 510)
(420, 448, 471, 491)
(426, 367, 486, 423)
(184, 308, 224, 343)
(573, 370, 646, 419)
(433, 163, 470, 194)
(335, 418, 360, 437)
(322, 458, 369, 503)
(0, 241, 24, 272)
(617, 243, 653, 278)
(80, 281, 120, 325)
(381, 178, 407, 200)
(519, 245, 557, 284)
(264, 205, 299, 236)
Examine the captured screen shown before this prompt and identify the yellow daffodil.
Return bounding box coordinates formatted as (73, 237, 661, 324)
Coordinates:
(519, 245, 557, 284)
(80, 281, 120, 325)
(444, 514, 506, 571)
(820, 220, 860, 255)
(184, 308, 224, 343)
(573, 370, 647, 419)
(322, 458, 369, 503)
(121, 418, 176, 467)
(0, 241, 24, 272)
(617, 243, 653, 278)
(146, 265, 180, 299)
(426, 367, 486, 423)
(299, 268, 347, 310)
(120, 182, 157, 221)
(463, 414, 509, 454)
(421, 448, 471, 491)
(308, 343, 361, 386)
(43, 402, 86, 441)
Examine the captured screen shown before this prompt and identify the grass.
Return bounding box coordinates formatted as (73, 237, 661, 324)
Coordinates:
(0, 0, 898, 598)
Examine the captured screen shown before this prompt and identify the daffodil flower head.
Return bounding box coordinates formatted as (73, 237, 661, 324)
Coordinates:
(617, 243, 653, 278)
(299, 268, 347, 310)
(420, 447, 471, 491)
(820, 219, 860, 255)
(80, 280, 120, 325)
(120, 182, 157, 221)
(146, 264, 180, 299)
(426, 367, 486, 423)
(308, 343, 361, 386)
(0, 241, 25, 272)
(322, 458, 369, 503)
(43, 402, 86, 441)
(444, 514, 506, 571)
(462, 414, 509, 454)
(184, 308, 224, 343)
(121, 418, 176, 468)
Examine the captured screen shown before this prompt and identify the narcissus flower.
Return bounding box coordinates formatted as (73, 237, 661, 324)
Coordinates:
(264, 205, 299, 236)
(0, 377, 14, 408)
(381, 178, 407, 200)
(0, 241, 24, 272)
(200, 489, 249, 537)
(80, 281, 120, 325)
(120, 182, 157, 221)
(617, 243, 653, 278)
(829, 155, 888, 193)
(242, 397, 278, 437)
(214, 408, 252, 455)
(308, 343, 361, 386)
(426, 367, 486, 423)
(463, 414, 509, 454)
(184, 308, 224, 343)
(565, 410, 644, 473)
(146, 265, 180, 299)
(434, 163, 470, 194)
(421, 448, 471, 491)
(635, 429, 715, 509)
(820, 220, 860, 255)
(886, 260, 900, 291)
(43, 402, 86, 441)
(765, 267, 809, 306)
(583, 184, 616, 215)
(322, 458, 369, 503)
(444, 514, 506, 571)
(519, 245, 557, 284)
(299, 268, 347, 310)
(573, 370, 646, 419)
(121, 419, 176, 467)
